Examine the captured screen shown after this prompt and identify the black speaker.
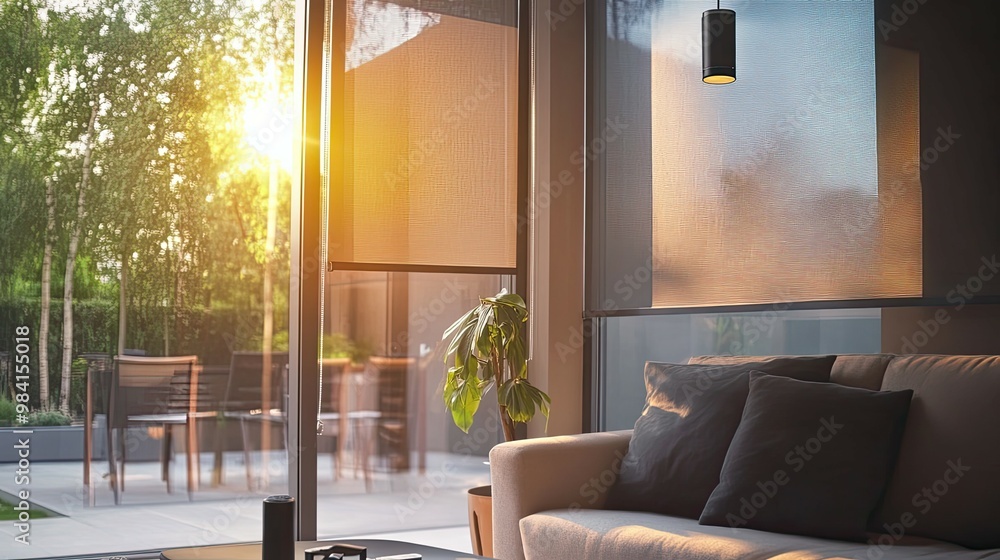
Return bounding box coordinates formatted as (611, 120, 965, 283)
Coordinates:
(262, 495, 295, 560)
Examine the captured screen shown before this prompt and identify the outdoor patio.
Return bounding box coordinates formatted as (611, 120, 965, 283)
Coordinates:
(0, 450, 487, 559)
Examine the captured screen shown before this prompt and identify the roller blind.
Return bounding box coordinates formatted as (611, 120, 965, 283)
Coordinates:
(329, 0, 518, 270)
(593, 0, 921, 310)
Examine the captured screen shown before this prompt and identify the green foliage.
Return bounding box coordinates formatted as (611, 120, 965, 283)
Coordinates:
(322, 332, 354, 360)
(0, 298, 117, 411)
(321, 332, 375, 363)
(0, 398, 15, 427)
(0, 496, 50, 521)
(441, 291, 550, 440)
(70, 357, 88, 415)
(25, 410, 72, 427)
(0, 0, 297, 415)
(0, 298, 286, 413)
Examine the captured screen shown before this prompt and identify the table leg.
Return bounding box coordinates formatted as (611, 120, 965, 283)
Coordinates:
(84, 367, 93, 506)
(187, 365, 200, 499)
(212, 416, 223, 487)
(338, 372, 348, 480)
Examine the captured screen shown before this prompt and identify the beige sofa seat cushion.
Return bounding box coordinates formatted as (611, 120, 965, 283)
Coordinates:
(520, 509, 997, 560)
(689, 354, 894, 390)
(874, 355, 1000, 550)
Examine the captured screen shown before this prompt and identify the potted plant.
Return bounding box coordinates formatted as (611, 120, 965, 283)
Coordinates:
(441, 290, 550, 556)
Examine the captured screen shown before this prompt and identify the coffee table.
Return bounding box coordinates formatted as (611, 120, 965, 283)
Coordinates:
(159, 539, 489, 560)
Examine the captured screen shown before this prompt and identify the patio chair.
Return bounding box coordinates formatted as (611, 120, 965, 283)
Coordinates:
(222, 351, 289, 490)
(107, 355, 213, 504)
(367, 356, 414, 472)
(319, 358, 381, 491)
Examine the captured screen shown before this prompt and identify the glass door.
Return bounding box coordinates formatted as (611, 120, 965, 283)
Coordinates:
(0, 0, 296, 555)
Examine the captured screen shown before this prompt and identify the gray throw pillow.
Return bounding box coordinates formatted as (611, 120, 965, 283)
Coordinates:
(699, 373, 912, 542)
(605, 356, 836, 518)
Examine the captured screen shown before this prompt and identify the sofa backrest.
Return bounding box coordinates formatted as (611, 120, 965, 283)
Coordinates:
(689, 353, 1000, 550)
(689, 354, 894, 390)
(872, 354, 1000, 550)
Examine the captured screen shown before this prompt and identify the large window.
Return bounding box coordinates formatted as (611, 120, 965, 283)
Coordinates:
(598, 308, 882, 430)
(0, 0, 523, 556)
(316, 271, 506, 538)
(1, 0, 295, 556)
(312, 0, 520, 539)
(587, 0, 1000, 432)
(590, 0, 920, 312)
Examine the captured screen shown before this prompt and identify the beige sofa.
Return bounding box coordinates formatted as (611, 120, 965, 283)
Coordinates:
(490, 354, 1000, 560)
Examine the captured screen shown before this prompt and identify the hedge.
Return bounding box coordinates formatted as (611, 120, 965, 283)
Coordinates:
(0, 298, 278, 414)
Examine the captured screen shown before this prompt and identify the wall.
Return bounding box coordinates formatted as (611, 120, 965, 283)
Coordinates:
(528, 0, 586, 436)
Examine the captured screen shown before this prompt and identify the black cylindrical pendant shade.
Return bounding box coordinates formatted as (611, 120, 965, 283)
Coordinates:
(703, 9, 736, 84)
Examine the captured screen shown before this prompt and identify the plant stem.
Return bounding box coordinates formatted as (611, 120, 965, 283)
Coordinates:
(499, 405, 517, 441)
(494, 346, 517, 440)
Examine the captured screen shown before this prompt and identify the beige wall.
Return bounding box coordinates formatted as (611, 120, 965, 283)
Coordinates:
(527, 0, 586, 437)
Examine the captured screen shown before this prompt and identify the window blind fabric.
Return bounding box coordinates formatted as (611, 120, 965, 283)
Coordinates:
(329, 0, 518, 269)
(595, 0, 921, 310)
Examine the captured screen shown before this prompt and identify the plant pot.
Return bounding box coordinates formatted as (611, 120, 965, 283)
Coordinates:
(467, 485, 493, 557)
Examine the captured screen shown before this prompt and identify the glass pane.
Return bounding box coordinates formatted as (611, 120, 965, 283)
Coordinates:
(329, 0, 518, 269)
(601, 303, 1000, 431)
(0, 0, 295, 555)
(316, 271, 503, 537)
(593, 0, 921, 310)
(601, 308, 883, 430)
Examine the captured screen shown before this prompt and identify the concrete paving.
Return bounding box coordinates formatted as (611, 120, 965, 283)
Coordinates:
(0, 451, 488, 559)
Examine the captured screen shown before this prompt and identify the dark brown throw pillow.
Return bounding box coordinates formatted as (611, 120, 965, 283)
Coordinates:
(699, 373, 912, 542)
(605, 356, 836, 518)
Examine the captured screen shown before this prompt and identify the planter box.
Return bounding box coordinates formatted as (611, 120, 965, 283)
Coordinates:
(0, 416, 285, 463)
(0, 421, 159, 463)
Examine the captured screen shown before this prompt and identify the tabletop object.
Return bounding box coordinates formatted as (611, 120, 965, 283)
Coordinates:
(159, 539, 489, 560)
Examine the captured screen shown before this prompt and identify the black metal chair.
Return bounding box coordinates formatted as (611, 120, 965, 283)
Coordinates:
(222, 351, 289, 490)
(318, 357, 383, 491)
(107, 355, 214, 503)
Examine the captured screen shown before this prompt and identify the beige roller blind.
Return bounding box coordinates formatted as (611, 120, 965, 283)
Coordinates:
(647, 2, 920, 308)
(329, 0, 518, 270)
(596, 0, 921, 310)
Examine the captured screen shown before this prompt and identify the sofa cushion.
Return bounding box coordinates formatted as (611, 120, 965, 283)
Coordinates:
(606, 357, 835, 518)
(830, 354, 896, 390)
(700, 374, 912, 541)
(520, 509, 994, 560)
(690, 354, 893, 390)
(873, 355, 1000, 549)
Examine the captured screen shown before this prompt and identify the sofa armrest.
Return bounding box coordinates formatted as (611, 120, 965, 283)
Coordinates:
(489, 430, 632, 560)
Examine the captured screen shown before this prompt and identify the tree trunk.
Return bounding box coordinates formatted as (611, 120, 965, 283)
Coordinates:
(259, 160, 279, 476)
(38, 176, 56, 410)
(59, 105, 97, 415)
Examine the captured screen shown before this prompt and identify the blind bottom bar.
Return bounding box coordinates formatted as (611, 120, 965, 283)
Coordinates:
(328, 261, 517, 275)
(584, 296, 1000, 318)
